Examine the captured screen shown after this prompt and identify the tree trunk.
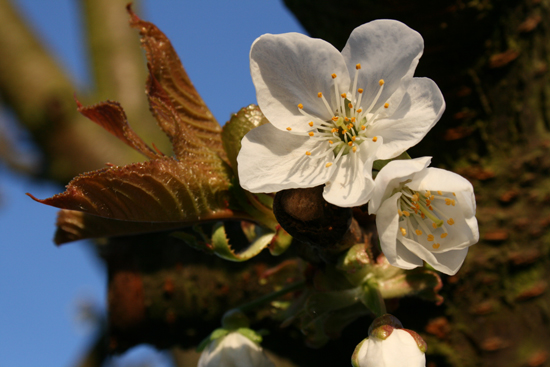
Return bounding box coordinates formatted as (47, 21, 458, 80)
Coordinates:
(284, 1, 550, 366)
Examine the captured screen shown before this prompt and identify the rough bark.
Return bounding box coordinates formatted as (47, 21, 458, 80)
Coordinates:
(284, 1, 550, 366)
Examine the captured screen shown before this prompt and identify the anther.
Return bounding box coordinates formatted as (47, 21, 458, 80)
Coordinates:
(427, 234, 434, 241)
(447, 218, 455, 225)
(331, 128, 338, 133)
(400, 227, 407, 236)
(356, 63, 361, 70)
(415, 229, 423, 236)
(358, 89, 363, 94)
(352, 146, 357, 153)
(286, 127, 292, 131)
(379, 79, 385, 86)
(398, 209, 403, 216)
(332, 117, 339, 121)
(308, 132, 314, 137)
(451, 200, 456, 206)
(357, 108, 362, 113)
(430, 195, 435, 201)
(412, 194, 419, 202)
(351, 136, 356, 141)
(348, 141, 353, 146)
(308, 121, 314, 127)
(329, 140, 333, 144)
(432, 223, 437, 229)
(403, 211, 411, 217)
(425, 190, 431, 197)
(305, 151, 311, 156)
(441, 233, 448, 238)
(384, 103, 389, 109)
(432, 243, 441, 249)
(372, 136, 378, 142)
(351, 117, 356, 122)
(348, 103, 353, 108)
(331, 73, 337, 79)
(361, 125, 366, 130)
(453, 192, 456, 196)
(341, 93, 347, 98)
(325, 162, 333, 168)
(298, 104, 303, 109)
(437, 191, 442, 195)
(445, 198, 452, 205)
(344, 117, 349, 122)
(317, 92, 323, 98)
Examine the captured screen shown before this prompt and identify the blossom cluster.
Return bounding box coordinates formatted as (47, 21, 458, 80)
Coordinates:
(238, 19, 479, 276)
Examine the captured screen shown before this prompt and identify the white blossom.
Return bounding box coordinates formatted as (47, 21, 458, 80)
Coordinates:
(198, 332, 274, 367)
(369, 157, 479, 275)
(352, 329, 426, 367)
(238, 20, 444, 207)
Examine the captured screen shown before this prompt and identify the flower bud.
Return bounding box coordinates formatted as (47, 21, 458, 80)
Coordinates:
(198, 331, 275, 367)
(351, 314, 426, 367)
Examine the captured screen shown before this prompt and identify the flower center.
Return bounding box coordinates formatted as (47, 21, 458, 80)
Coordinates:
(397, 185, 457, 250)
(286, 63, 389, 168)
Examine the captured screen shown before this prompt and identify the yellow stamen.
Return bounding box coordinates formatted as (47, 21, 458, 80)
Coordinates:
(344, 117, 349, 122)
(325, 162, 333, 168)
(348, 103, 353, 108)
(298, 103, 303, 109)
(332, 116, 339, 122)
(348, 141, 353, 146)
(432, 243, 441, 249)
(308, 132, 314, 137)
(384, 103, 389, 108)
(447, 218, 455, 225)
(451, 199, 456, 206)
(379, 79, 385, 86)
(331, 73, 337, 79)
(412, 194, 419, 202)
(352, 146, 357, 153)
(361, 125, 366, 130)
(351, 117, 356, 122)
(415, 229, 423, 236)
(427, 234, 434, 241)
(308, 121, 314, 127)
(432, 222, 437, 229)
(400, 227, 407, 236)
(398, 209, 403, 216)
(356, 63, 361, 70)
(425, 190, 431, 198)
(317, 92, 323, 98)
(430, 195, 435, 201)
(441, 233, 448, 238)
(445, 198, 452, 205)
(331, 128, 338, 133)
(351, 136, 356, 141)
(372, 136, 378, 142)
(286, 127, 292, 131)
(437, 191, 442, 195)
(358, 89, 363, 94)
(357, 108, 362, 112)
(403, 211, 411, 217)
(341, 93, 347, 98)
(426, 199, 431, 206)
(453, 192, 456, 196)
(329, 140, 334, 144)
(305, 151, 311, 156)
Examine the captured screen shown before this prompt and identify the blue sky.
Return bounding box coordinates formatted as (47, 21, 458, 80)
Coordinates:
(0, 1, 304, 366)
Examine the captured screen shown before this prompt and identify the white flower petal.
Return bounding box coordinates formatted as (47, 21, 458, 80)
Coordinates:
(369, 78, 445, 160)
(250, 33, 349, 132)
(369, 157, 432, 214)
(400, 236, 468, 275)
(407, 167, 474, 195)
(198, 332, 275, 367)
(342, 20, 424, 115)
(359, 329, 426, 367)
(376, 192, 422, 270)
(238, 123, 334, 192)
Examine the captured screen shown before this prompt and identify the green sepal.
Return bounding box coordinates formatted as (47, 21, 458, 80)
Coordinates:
(196, 328, 229, 352)
(211, 222, 274, 262)
(236, 327, 263, 344)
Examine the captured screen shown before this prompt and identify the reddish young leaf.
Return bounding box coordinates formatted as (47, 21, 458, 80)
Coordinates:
(127, 5, 226, 159)
(76, 99, 161, 159)
(53, 210, 186, 245)
(29, 158, 233, 223)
